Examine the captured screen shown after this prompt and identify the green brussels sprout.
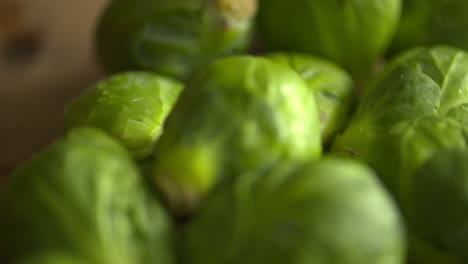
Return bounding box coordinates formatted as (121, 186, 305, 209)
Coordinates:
(266, 53, 354, 145)
(390, 0, 468, 56)
(96, 0, 257, 80)
(180, 157, 406, 264)
(357, 46, 468, 126)
(332, 46, 468, 158)
(0, 127, 174, 264)
(153, 55, 322, 214)
(257, 0, 401, 80)
(329, 47, 468, 263)
(406, 149, 468, 264)
(334, 116, 468, 201)
(333, 117, 468, 263)
(64, 71, 183, 159)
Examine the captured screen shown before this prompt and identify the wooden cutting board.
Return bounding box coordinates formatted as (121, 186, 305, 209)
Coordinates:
(0, 0, 111, 176)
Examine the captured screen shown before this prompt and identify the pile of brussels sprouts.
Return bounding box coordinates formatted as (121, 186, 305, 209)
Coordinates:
(2, 0, 468, 263)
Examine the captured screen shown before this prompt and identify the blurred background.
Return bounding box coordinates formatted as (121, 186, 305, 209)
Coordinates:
(0, 0, 111, 176)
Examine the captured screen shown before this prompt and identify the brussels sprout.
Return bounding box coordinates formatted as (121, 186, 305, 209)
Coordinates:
(153, 55, 322, 214)
(257, 0, 401, 80)
(0, 127, 174, 264)
(332, 47, 468, 256)
(358, 46, 468, 125)
(180, 157, 406, 264)
(96, 0, 257, 80)
(334, 116, 468, 200)
(64, 71, 183, 159)
(266, 53, 354, 145)
(333, 117, 468, 263)
(390, 0, 468, 56)
(332, 46, 468, 156)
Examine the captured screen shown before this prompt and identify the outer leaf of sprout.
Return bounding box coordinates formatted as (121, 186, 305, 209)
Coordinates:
(64, 71, 183, 159)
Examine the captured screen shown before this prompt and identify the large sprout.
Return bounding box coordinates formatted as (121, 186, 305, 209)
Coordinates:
(334, 116, 468, 201)
(152, 55, 322, 214)
(0, 128, 174, 264)
(338, 119, 468, 264)
(333, 46, 468, 158)
(257, 0, 401, 80)
(266, 53, 354, 145)
(180, 157, 406, 264)
(64, 71, 183, 159)
(361, 46, 468, 125)
(332, 47, 468, 263)
(96, 0, 257, 80)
